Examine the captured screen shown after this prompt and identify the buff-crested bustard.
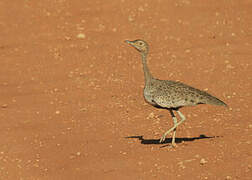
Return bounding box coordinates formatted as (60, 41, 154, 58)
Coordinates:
(125, 39, 227, 146)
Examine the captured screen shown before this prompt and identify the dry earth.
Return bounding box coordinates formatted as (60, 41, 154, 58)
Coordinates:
(0, 0, 252, 179)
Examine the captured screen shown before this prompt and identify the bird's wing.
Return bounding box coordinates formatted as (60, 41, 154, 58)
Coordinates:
(152, 80, 226, 108)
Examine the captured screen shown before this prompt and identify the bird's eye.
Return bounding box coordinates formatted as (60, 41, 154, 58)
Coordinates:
(139, 42, 143, 46)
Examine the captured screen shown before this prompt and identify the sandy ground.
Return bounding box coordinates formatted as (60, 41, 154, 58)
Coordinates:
(0, 0, 252, 179)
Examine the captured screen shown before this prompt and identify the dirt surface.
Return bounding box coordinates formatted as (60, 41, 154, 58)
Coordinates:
(0, 0, 252, 179)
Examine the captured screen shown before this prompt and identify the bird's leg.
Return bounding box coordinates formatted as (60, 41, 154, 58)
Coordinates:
(176, 110, 186, 123)
(171, 116, 177, 146)
(170, 110, 177, 146)
(159, 110, 186, 145)
(159, 109, 177, 144)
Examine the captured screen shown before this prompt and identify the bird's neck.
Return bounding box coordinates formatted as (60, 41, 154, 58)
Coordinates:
(141, 53, 153, 84)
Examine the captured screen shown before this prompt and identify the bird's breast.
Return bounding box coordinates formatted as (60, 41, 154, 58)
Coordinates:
(143, 87, 156, 105)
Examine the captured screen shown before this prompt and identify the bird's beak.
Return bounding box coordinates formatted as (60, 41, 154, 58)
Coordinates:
(124, 40, 132, 44)
(124, 40, 140, 52)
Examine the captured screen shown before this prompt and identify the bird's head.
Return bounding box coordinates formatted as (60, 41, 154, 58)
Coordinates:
(125, 39, 149, 54)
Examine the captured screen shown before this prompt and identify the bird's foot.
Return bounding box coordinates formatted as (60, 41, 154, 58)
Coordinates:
(159, 135, 166, 143)
(160, 135, 177, 147)
(171, 142, 177, 147)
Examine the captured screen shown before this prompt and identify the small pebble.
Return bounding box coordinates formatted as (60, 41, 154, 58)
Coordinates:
(55, 110, 60, 114)
(128, 15, 134, 22)
(185, 49, 191, 53)
(1, 104, 8, 108)
(195, 154, 200, 158)
(80, 108, 87, 112)
(147, 112, 155, 119)
(200, 158, 207, 165)
(225, 175, 232, 180)
(77, 33, 86, 39)
(65, 36, 71, 40)
(138, 6, 144, 12)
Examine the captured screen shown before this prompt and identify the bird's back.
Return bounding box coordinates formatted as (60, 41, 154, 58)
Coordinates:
(144, 79, 227, 108)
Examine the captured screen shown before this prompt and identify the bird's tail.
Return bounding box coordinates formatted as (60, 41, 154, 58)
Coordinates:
(206, 95, 228, 107)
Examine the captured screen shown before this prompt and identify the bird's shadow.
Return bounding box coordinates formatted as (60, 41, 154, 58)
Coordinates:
(125, 134, 222, 148)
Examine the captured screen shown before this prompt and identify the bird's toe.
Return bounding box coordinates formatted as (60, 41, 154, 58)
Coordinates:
(159, 136, 166, 143)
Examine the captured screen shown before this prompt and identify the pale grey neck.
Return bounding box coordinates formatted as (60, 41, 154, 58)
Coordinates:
(141, 53, 153, 84)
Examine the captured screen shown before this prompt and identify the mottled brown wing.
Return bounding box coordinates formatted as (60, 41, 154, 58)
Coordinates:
(152, 80, 227, 108)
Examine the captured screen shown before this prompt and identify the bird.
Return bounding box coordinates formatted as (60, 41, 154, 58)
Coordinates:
(125, 39, 227, 147)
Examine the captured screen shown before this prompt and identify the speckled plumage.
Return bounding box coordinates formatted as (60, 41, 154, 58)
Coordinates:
(125, 39, 227, 146)
(144, 79, 226, 108)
